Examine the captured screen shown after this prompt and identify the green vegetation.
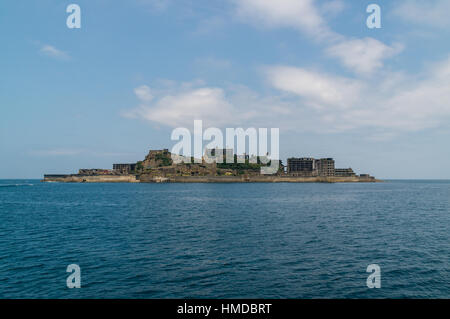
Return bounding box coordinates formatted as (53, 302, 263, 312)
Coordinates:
(217, 156, 262, 171)
(217, 162, 261, 171)
(155, 153, 172, 167)
(216, 157, 284, 174)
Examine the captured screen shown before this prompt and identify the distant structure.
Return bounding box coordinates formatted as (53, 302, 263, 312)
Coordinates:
(316, 158, 335, 177)
(335, 168, 356, 177)
(287, 157, 337, 177)
(113, 163, 137, 174)
(286, 158, 316, 176)
(204, 148, 234, 163)
(78, 169, 112, 175)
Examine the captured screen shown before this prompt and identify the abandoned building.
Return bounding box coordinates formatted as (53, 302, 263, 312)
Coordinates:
(316, 158, 335, 177)
(287, 158, 315, 173)
(287, 157, 336, 177)
(335, 168, 356, 177)
(204, 148, 234, 163)
(113, 163, 137, 174)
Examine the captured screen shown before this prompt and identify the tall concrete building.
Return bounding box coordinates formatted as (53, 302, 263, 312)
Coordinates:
(287, 158, 316, 174)
(316, 158, 335, 176)
(287, 157, 336, 176)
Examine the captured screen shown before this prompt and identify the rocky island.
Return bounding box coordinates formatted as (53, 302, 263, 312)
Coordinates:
(43, 148, 379, 183)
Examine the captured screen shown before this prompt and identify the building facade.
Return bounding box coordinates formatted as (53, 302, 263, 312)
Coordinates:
(113, 163, 137, 174)
(204, 148, 234, 163)
(287, 158, 317, 176)
(316, 158, 335, 176)
(335, 168, 356, 177)
(287, 157, 336, 176)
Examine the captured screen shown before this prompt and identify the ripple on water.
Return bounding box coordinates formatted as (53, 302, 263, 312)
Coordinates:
(0, 180, 449, 298)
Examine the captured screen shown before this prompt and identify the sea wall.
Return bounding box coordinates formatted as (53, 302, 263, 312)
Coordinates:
(139, 175, 379, 183)
(43, 174, 139, 183)
(43, 174, 379, 183)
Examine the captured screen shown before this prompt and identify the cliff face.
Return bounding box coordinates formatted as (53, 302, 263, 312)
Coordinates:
(141, 149, 173, 170)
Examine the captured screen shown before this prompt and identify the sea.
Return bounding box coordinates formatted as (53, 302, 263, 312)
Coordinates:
(0, 179, 449, 298)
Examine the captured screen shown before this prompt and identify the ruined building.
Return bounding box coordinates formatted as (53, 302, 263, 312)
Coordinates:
(335, 168, 356, 177)
(112, 164, 137, 174)
(316, 158, 335, 177)
(287, 157, 336, 177)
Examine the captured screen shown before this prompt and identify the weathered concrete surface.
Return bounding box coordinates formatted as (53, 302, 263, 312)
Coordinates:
(43, 174, 380, 183)
(42, 174, 139, 183)
(139, 175, 380, 183)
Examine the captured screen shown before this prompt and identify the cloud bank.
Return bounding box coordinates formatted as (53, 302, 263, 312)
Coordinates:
(123, 0, 450, 139)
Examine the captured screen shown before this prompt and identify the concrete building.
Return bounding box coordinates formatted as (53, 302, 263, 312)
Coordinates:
(335, 168, 356, 177)
(287, 158, 317, 175)
(316, 158, 335, 176)
(287, 157, 335, 176)
(113, 163, 137, 174)
(204, 148, 234, 163)
(236, 153, 250, 163)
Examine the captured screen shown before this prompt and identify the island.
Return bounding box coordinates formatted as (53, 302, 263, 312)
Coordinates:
(42, 148, 380, 183)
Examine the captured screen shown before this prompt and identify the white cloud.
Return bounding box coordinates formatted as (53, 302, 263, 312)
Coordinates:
(232, 0, 339, 41)
(134, 85, 154, 102)
(264, 56, 450, 134)
(326, 38, 403, 75)
(320, 0, 346, 17)
(39, 45, 70, 60)
(123, 81, 309, 129)
(381, 62, 450, 130)
(393, 0, 450, 29)
(124, 55, 450, 137)
(266, 66, 363, 108)
(124, 84, 237, 127)
(230, 0, 401, 75)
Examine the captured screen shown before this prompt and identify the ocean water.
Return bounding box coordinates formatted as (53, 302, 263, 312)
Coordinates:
(0, 179, 449, 299)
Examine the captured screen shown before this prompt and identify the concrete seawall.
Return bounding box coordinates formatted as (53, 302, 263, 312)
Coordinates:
(43, 174, 379, 183)
(139, 175, 379, 183)
(43, 174, 139, 183)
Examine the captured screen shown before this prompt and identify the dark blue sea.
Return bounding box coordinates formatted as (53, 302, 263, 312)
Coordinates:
(0, 180, 449, 298)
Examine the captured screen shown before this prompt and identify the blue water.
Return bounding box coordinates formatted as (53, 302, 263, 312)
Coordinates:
(0, 180, 449, 298)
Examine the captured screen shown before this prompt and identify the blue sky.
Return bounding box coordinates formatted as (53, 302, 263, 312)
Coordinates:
(1, 0, 450, 179)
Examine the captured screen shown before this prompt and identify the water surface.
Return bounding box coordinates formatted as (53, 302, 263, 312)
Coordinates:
(0, 180, 449, 298)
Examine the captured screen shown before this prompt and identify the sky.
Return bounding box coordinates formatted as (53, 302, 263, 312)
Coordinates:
(1, 0, 450, 179)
